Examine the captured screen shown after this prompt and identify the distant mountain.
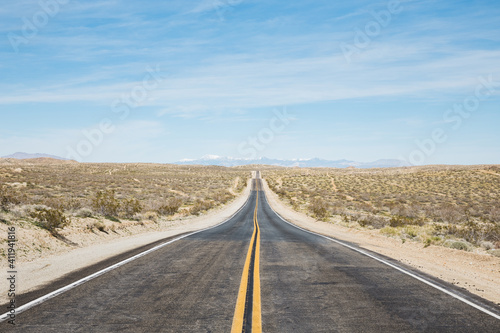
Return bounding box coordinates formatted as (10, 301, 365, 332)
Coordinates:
(2, 152, 69, 160)
(176, 155, 409, 168)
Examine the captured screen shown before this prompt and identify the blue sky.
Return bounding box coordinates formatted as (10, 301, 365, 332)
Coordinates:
(0, 0, 499, 164)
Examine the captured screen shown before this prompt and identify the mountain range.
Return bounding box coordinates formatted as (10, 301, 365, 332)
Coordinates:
(2, 152, 409, 168)
(177, 155, 409, 168)
(1, 152, 69, 160)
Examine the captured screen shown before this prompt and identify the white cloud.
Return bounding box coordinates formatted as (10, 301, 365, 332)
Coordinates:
(1, 47, 499, 112)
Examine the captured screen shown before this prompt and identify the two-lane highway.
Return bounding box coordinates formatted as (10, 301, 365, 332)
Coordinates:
(2, 176, 500, 332)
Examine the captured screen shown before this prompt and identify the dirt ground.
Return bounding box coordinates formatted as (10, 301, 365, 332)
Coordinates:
(1, 180, 252, 305)
(261, 179, 500, 306)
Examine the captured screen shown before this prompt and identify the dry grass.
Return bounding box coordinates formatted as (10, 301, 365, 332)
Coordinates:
(0, 159, 252, 260)
(0, 159, 249, 228)
(264, 165, 500, 253)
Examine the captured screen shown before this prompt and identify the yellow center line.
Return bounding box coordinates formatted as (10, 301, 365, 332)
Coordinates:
(231, 180, 262, 333)
(252, 193, 262, 332)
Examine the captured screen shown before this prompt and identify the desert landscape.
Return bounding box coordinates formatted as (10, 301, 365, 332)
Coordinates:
(265, 165, 500, 256)
(1, 159, 499, 306)
(0, 158, 249, 262)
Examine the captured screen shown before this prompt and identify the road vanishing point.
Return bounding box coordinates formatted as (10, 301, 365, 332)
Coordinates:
(1, 173, 500, 332)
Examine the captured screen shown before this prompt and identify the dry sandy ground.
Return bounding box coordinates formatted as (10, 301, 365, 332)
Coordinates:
(1, 180, 252, 305)
(261, 179, 500, 306)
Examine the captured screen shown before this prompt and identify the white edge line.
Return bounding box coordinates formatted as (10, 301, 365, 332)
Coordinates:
(0, 189, 254, 323)
(261, 190, 500, 321)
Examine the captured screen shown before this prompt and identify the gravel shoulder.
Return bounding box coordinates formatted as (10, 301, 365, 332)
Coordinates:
(261, 179, 500, 306)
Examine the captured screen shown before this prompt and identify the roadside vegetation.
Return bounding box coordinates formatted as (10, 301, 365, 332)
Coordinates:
(0, 160, 249, 237)
(264, 165, 500, 256)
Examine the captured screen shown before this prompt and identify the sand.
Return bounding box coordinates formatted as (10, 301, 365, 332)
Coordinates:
(1, 180, 252, 305)
(261, 179, 500, 306)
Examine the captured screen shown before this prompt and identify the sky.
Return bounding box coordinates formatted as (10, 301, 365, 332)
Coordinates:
(0, 0, 499, 165)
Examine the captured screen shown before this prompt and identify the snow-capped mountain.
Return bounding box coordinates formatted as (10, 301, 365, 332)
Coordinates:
(175, 156, 409, 168)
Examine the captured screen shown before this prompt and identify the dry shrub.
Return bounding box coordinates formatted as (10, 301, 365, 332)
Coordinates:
(40, 197, 65, 210)
(390, 204, 422, 219)
(357, 215, 388, 229)
(75, 207, 93, 218)
(157, 197, 183, 216)
(389, 215, 425, 228)
(437, 221, 500, 245)
(489, 207, 500, 223)
(211, 190, 233, 205)
(91, 221, 106, 232)
(63, 197, 84, 211)
(121, 197, 143, 218)
(444, 240, 472, 252)
(190, 200, 214, 215)
(309, 198, 329, 220)
(435, 204, 464, 224)
(481, 241, 494, 250)
(30, 207, 70, 234)
(92, 190, 120, 217)
(143, 211, 159, 222)
(0, 186, 20, 211)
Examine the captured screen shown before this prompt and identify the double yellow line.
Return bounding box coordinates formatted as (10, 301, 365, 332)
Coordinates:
(231, 181, 262, 333)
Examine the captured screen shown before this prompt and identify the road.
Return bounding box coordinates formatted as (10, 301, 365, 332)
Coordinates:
(2, 176, 500, 332)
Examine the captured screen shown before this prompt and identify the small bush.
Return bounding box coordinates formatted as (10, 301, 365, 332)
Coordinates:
(75, 208, 93, 218)
(389, 215, 425, 228)
(403, 226, 419, 238)
(121, 197, 143, 219)
(0, 212, 10, 225)
(92, 190, 120, 217)
(157, 197, 183, 216)
(309, 198, 329, 220)
(436, 204, 464, 224)
(92, 221, 106, 232)
(30, 207, 70, 234)
(211, 190, 233, 205)
(143, 211, 159, 222)
(424, 236, 441, 248)
(190, 200, 214, 215)
(358, 215, 388, 229)
(380, 226, 399, 237)
(0, 186, 20, 211)
(444, 240, 472, 252)
(41, 197, 64, 210)
(481, 241, 494, 251)
(442, 221, 500, 246)
(488, 249, 500, 257)
(12, 204, 49, 219)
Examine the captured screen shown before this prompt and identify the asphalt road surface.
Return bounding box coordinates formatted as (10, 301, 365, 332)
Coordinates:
(2, 177, 500, 332)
